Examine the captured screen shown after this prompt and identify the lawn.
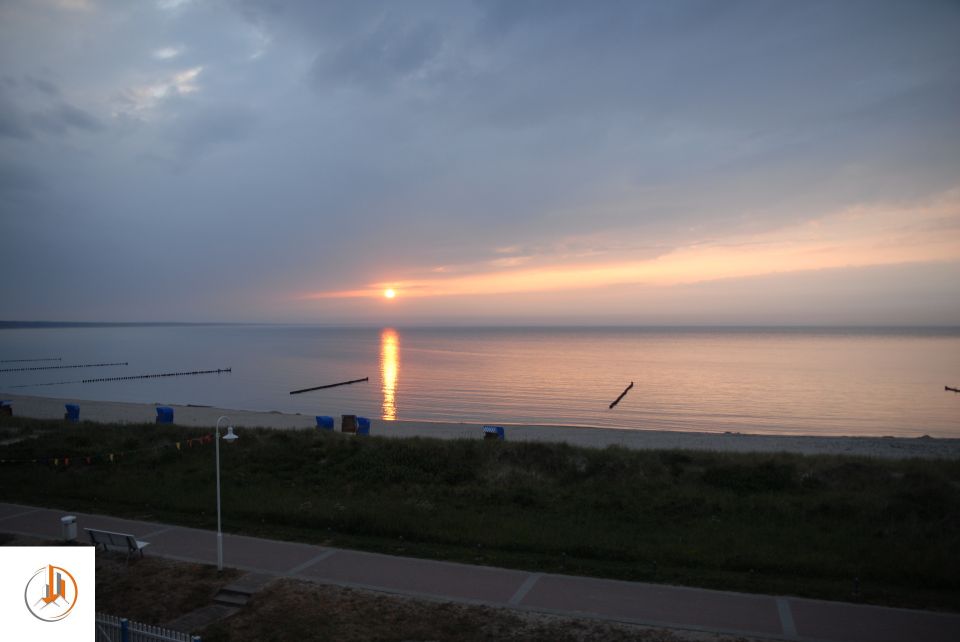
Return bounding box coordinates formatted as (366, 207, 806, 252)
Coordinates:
(1, 417, 958, 611)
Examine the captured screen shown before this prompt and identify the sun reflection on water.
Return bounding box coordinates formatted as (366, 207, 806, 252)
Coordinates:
(380, 328, 399, 420)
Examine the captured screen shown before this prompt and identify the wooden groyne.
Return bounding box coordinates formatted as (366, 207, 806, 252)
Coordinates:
(0, 357, 61, 363)
(81, 368, 231, 383)
(0, 361, 127, 373)
(609, 382, 634, 409)
(11, 368, 231, 388)
(290, 377, 369, 395)
(947, 386, 960, 393)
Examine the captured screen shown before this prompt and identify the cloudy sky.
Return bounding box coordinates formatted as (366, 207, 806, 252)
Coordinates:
(1, 0, 958, 325)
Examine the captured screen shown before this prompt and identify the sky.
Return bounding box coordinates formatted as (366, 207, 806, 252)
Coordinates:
(1, 0, 959, 325)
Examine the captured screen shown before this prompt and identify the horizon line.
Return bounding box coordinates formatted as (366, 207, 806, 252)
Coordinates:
(2, 320, 959, 331)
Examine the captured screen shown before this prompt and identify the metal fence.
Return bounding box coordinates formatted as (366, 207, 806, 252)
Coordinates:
(96, 613, 200, 642)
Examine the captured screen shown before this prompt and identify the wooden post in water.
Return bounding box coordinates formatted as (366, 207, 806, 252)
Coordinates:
(609, 382, 634, 409)
(289, 377, 369, 395)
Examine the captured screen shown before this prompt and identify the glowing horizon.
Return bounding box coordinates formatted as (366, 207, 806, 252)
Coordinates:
(301, 191, 960, 302)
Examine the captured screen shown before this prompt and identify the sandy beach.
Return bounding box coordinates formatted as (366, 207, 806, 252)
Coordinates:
(3, 392, 958, 460)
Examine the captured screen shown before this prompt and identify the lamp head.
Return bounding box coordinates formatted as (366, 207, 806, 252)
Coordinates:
(222, 425, 239, 442)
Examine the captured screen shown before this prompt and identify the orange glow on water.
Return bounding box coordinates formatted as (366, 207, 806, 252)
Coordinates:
(380, 328, 399, 421)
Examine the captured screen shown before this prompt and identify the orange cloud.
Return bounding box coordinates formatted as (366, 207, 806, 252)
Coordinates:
(301, 190, 960, 301)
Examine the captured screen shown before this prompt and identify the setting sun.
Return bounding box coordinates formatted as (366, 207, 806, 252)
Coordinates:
(384, 288, 396, 299)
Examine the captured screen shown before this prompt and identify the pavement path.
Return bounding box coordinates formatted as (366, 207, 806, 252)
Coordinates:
(2, 501, 958, 642)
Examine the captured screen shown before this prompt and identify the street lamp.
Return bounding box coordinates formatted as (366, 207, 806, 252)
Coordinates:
(215, 415, 238, 571)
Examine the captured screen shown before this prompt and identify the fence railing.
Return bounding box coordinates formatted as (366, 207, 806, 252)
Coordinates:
(96, 613, 200, 642)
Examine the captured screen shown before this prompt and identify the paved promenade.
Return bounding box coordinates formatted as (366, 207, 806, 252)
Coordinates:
(2, 501, 958, 642)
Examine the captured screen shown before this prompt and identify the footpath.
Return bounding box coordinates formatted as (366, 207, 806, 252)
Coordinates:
(1, 501, 957, 642)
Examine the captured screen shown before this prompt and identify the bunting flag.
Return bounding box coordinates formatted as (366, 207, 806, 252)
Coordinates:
(0, 431, 220, 466)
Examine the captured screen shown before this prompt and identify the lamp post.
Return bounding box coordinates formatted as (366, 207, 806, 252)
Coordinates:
(215, 415, 238, 571)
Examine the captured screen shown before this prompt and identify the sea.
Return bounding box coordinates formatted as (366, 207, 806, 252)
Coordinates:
(1, 325, 958, 438)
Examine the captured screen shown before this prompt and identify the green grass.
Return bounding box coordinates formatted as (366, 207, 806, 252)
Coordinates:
(2, 416, 959, 611)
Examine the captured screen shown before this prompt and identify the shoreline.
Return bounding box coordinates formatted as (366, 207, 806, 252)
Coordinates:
(2, 392, 959, 460)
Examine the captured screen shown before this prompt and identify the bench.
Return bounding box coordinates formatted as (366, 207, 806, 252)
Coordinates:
(85, 528, 149, 561)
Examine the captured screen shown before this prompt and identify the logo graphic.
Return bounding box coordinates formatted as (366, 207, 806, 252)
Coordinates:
(23, 564, 79, 622)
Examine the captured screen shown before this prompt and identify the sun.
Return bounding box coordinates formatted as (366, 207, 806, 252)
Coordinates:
(384, 288, 396, 299)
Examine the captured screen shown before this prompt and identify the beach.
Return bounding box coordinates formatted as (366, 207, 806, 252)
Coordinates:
(3, 392, 958, 460)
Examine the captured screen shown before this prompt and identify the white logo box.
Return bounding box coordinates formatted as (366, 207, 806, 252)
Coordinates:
(1, 546, 95, 641)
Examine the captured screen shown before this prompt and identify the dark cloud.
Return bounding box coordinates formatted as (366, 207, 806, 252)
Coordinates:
(30, 102, 103, 135)
(0, 81, 101, 139)
(23, 75, 59, 96)
(312, 17, 443, 89)
(0, 0, 958, 322)
(234, 0, 415, 38)
(0, 102, 32, 139)
(168, 103, 258, 156)
(0, 160, 43, 194)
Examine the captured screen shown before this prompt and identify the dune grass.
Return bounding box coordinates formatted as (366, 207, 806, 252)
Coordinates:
(1, 416, 958, 611)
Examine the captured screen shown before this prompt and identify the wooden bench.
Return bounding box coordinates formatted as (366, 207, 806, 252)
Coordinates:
(85, 528, 149, 561)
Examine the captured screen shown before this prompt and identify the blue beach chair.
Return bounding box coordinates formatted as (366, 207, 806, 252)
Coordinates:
(483, 425, 505, 441)
(357, 417, 371, 435)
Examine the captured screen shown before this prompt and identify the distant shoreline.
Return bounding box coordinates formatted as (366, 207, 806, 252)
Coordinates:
(3, 393, 958, 460)
(2, 321, 959, 333)
(0, 321, 239, 329)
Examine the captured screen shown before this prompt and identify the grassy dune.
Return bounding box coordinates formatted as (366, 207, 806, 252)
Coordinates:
(1, 417, 958, 611)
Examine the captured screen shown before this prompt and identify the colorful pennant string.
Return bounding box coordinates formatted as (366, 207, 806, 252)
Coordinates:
(0, 432, 220, 466)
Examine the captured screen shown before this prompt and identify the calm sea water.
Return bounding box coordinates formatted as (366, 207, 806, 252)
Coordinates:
(1, 325, 958, 437)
